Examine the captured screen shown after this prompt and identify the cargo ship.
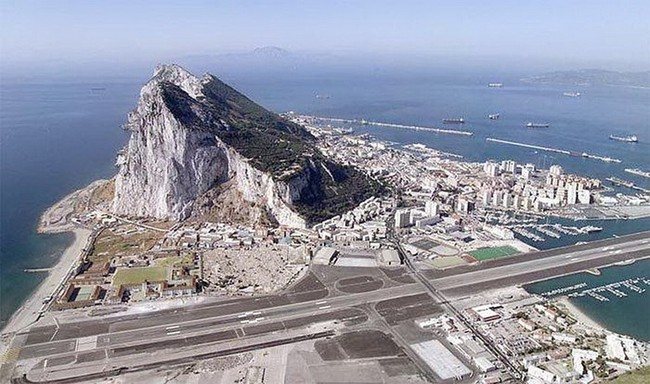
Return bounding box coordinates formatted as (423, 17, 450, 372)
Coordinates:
(488, 83, 503, 88)
(562, 92, 581, 97)
(625, 168, 650, 178)
(488, 114, 500, 120)
(609, 134, 638, 143)
(442, 118, 465, 124)
(526, 122, 550, 128)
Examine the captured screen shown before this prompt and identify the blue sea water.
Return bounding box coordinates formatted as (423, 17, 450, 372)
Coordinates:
(1, 68, 648, 332)
(0, 82, 138, 326)
(525, 259, 650, 341)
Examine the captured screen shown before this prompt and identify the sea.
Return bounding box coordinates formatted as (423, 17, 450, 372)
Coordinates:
(1, 66, 649, 336)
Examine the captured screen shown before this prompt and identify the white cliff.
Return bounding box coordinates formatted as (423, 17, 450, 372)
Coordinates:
(112, 65, 309, 227)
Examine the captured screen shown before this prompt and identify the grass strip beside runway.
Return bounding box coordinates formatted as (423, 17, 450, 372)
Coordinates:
(469, 246, 519, 261)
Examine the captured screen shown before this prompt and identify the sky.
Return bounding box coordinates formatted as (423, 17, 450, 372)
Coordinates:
(1, 0, 649, 75)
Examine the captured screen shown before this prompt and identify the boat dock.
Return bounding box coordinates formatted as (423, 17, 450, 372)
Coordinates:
(540, 282, 588, 297)
(313, 116, 474, 136)
(486, 138, 622, 164)
(566, 277, 647, 302)
(506, 223, 601, 243)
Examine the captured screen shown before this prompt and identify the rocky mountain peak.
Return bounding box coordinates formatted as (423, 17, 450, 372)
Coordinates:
(112, 64, 381, 227)
(150, 63, 204, 99)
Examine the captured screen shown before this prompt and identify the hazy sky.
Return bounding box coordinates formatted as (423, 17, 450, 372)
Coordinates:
(2, 0, 649, 72)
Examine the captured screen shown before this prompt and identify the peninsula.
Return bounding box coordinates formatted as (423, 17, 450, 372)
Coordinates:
(1, 65, 648, 384)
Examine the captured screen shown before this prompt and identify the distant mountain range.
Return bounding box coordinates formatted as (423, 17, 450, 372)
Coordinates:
(522, 69, 650, 88)
(176, 46, 335, 74)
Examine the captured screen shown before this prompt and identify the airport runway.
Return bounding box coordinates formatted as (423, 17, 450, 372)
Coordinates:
(18, 283, 424, 360)
(430, 233, 650, 296)
(425, 230, 650, 279)
(4, 231, 649, 383)
(427, 233, 650, 297)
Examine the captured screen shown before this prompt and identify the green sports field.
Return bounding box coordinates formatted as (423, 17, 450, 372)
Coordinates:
(469, 246, 520, 261)
(112, 266, 168, 286)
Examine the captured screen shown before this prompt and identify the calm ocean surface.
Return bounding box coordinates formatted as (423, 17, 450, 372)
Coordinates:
(525, 259, 650, 341)
(1, 68, 648, 332)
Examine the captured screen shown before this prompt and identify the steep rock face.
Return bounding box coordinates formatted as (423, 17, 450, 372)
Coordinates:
(113, 66, 229, 220)
(221, 143, 306, 227)
(113, 64, 381, 227)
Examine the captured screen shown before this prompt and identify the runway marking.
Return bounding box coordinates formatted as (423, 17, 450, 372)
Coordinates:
(165, 325, 180, 330)
(318, 305, 331, 310)
(316, 301, 327, 305)
(240, 320, 250, 324)
(76, 336, 98, 352)
(166, 331, 181, 336)
(252, 311, 262, 315)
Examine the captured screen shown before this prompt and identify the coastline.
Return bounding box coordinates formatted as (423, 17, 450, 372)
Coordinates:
(556, 295, 604, 331)
(0, 227, 91, 336)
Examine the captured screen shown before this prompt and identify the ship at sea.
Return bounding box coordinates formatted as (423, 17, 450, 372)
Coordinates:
(488, 83, 503, 88)
(488, 113, 500, 120)
(609, 134, 638, 143)
(442, 118, 465, 124)
(625, 168, 650, 179)
(563, 92, 581, 97)
(526, 122, 550, 128)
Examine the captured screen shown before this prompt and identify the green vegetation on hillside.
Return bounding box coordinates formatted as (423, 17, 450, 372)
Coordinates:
(159, 76, 384, 224)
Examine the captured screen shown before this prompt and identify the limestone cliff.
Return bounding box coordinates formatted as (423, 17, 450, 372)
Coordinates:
(112, 64, 381, 227)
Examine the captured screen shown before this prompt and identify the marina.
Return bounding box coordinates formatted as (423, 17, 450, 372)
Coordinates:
(486, 137, 622, 164)
(539, 283, 588, 297)
(567, 278, 648, 302)
(506, 223, 604, 243)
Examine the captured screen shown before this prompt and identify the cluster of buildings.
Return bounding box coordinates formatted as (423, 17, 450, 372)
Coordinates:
(458, 296, 648, 383)
(53, 220, 200, 309)
(313, 196, 396, 245)
(479, 162, 602, 213)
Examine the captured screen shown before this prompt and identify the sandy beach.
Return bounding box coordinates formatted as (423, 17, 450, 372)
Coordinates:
(1, 227, 91, 337)
(557, 296, 604, 331)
